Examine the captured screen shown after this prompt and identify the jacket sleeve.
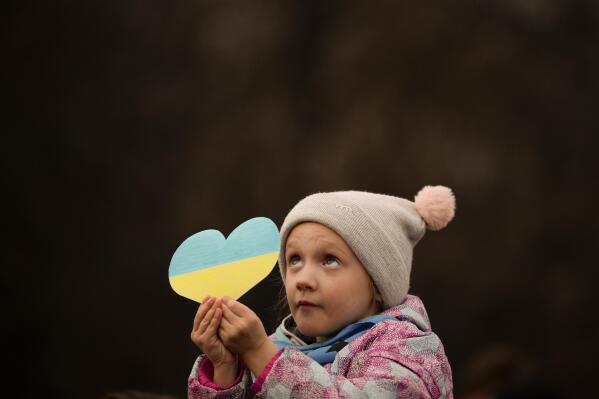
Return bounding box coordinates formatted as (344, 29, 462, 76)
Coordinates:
(253, 323, 452, 398)
(187, 354, 252, 399)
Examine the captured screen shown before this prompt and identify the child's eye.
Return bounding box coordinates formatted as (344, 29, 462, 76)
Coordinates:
(288, 255, 301, 266)
(324, 255, 340, 267)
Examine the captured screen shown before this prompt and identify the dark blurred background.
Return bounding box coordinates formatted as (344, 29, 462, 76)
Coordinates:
(5, 1, 599, 398)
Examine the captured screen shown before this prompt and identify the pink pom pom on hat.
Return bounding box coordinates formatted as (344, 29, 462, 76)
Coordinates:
(278, 185, 457, 308)
(414, 185, 456, 231)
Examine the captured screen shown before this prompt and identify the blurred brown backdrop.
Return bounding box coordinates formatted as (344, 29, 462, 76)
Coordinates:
(5, 1, 598, 398)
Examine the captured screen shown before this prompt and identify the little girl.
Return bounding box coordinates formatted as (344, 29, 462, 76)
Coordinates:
(188, 186, 455, 398)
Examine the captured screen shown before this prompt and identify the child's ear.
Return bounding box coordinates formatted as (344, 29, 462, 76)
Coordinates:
(374, 283, 382, 299)
(375, 293, 383, 306)
(371, 280, 382, 300)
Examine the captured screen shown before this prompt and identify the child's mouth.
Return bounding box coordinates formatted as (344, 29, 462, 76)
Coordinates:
(298, 300, 318, 309)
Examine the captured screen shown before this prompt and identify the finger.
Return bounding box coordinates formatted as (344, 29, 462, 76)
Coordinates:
(193, 296, 214, 332)
(205, 307, 222, 336)
(220, 313, 234, 331)
(218, 322, 228, 342)
(198, 299, 217, 334)
(218, 311, 233, 343)
(221, 302, 242, 323)
(213, 297, 223, 309)
(222, 297, 248, 318)
(199, 305, 216, 335)
(218, 316, 233, 341)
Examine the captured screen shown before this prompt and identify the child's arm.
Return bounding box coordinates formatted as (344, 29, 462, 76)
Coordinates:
(218, 297, 282, 377)
(188, 296, 251, 398)
(188, 354, 251, 399)
(239, 338, 280, 378)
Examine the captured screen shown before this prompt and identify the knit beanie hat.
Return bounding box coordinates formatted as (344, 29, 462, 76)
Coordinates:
(278, 186, 456, 309)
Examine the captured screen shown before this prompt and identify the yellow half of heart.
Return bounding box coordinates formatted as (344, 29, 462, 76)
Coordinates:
(169, 252, 279, 302)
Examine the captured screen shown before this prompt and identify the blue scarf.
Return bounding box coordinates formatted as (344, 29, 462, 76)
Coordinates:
(273, 314, 398, 365)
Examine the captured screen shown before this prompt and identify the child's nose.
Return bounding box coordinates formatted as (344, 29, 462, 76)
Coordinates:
(295, 264, 317, 291)
(296, 279, 315, 291)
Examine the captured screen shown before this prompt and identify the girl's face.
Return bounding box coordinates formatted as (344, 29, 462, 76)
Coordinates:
(284, 222, 381, 342)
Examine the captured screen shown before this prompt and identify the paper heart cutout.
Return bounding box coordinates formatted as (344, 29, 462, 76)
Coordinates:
(168, 217, 280, 303)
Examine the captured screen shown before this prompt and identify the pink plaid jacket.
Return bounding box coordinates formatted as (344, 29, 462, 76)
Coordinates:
(188, 295, 453, 398)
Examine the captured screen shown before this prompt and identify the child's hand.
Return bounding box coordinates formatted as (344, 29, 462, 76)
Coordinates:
(191, 296, 236, 368)
(218, 296, 269, 357)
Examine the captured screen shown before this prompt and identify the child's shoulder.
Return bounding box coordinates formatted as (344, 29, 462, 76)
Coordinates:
(382, 294, 432, 332)
(352, 295, 438, 350)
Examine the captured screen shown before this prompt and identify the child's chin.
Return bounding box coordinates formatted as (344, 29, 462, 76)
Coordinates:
(296, 325, 331, 340)
(295, 324, 321, 338)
